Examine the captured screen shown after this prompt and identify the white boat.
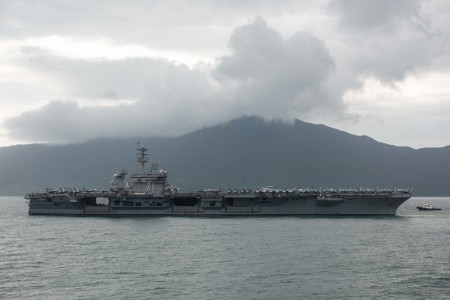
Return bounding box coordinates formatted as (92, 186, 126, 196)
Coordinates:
(416, 203, 441, 211)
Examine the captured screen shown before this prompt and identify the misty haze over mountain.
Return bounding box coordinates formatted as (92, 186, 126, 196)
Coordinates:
(1, 117, 449, 196)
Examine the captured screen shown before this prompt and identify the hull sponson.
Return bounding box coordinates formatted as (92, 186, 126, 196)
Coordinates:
(27, 192, 411, 216)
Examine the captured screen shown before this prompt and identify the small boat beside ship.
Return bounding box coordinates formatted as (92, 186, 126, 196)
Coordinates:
(25, 144, 412, 216)
(416, 203, 442, 211)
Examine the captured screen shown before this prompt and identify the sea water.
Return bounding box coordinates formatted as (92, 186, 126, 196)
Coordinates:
(1, 196, 449, 300)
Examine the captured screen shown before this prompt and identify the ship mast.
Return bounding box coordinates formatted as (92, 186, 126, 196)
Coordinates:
(136, 142, 148, 172)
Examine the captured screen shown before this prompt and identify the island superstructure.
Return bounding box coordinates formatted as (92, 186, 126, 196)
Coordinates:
(26, 143, 412, 216)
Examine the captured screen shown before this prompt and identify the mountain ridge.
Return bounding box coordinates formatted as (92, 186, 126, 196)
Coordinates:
(0, 116, 449, 196)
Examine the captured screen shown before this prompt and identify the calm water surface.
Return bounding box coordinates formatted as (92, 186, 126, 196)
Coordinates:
(1, 196, 449, 299)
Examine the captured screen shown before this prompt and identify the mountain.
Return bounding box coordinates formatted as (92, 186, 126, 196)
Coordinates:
(1, 116, 449, 196)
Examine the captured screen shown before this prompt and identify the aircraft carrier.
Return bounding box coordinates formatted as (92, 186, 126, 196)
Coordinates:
(26, 144, 412, 216)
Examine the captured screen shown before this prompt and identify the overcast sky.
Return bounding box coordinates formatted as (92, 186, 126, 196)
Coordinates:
(1, 0, 450, 148)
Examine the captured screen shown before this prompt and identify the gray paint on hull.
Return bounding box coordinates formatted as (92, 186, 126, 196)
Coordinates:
(28, 196, 410, 216)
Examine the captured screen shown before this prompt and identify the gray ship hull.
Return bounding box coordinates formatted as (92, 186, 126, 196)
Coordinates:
(26, 144, 411, 216)
(27, 192, 411, 216)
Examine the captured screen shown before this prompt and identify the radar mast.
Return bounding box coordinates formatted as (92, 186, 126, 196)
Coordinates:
(136, 142, 148, 171)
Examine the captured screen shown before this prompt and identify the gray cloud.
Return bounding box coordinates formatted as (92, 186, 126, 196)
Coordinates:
(328, 0, 443, 84)
(5, 59, 225, 143)
(329, 0, 425, 33)
(18, 49, 186, 100)
(0, 0, 312, 53)
(216, 16, 341, 119)
(5, 16, 351, 143)
(3, 2, 450, 147)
